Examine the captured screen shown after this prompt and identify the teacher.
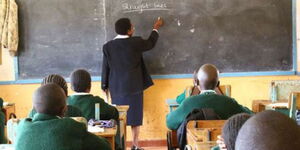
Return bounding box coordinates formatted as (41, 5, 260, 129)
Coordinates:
(101, 17, 163, 150)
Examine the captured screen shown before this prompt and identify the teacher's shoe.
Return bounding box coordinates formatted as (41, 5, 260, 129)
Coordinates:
(131, 146, 144, 150)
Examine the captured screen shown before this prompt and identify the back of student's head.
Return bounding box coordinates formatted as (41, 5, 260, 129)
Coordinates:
(115, 18, 131, 35)
(70, 69, 91, 93)
(33, 84, 67, 117)
(222, 113, 252, 150)
(235, 110, 300, 150)
(42, 74, 68, 96)
(197, 64, 219, 90)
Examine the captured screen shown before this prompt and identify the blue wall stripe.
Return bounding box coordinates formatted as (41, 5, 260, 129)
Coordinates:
(0, 71, 296, 85)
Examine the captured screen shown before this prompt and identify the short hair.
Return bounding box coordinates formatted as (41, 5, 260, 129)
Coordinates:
(41, 74, 68, 96)
(197, 64, 219, 90)
(235, 110, 300, 150)
(70, 69, 91, 92)
(115, 18, 131, 35)
(33, 84, 66, 116)
(222, 113, 252, 150)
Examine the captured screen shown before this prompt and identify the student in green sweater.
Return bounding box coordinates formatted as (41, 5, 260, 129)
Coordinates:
(176, 70, 224, 105)
(16, 84, 111, 150)
(211, 113, 251, 150)
(166, 64, 252, 130)
(235, 110, 300, 150)
(28, 74, 82, 118)
(67, 70, 121, 150)
(67, 69, 119, 121)
(0, 98, 7, 144)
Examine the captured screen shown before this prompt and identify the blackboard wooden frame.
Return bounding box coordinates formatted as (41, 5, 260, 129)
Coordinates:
(0, 0, 297, 85)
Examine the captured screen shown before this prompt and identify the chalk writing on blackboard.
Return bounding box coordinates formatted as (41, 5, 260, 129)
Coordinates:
(122, 2, 170, 13)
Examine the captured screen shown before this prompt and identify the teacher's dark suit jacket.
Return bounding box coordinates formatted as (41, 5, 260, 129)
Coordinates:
(101, 31, 159, 98)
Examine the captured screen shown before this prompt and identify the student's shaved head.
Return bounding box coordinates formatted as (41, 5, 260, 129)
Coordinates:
(235, 110, 300, 150)
(197, 64, 219, 90)
(33, 84, 67, 117)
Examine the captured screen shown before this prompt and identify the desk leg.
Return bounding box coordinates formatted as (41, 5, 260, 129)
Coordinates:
(112, 137, 115, 150)
(124, 113, 127, 149)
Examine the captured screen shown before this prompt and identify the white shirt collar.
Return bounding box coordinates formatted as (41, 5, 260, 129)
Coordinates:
(71, 92, 91, 96)
(114, 34, 130, 40)
(200, 90, 217, 94)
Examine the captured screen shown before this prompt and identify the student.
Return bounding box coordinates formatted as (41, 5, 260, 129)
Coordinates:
(235, 110, 300, 150)
(0, 98, 7, 144)
(166, 64, 252, 130)
(15, 84, 111, 150)
(28, 74, 82, 118)
(176, 70, 224, 105)
(211, 113, 252, 150)
(68, 70, 122, 150)
(67, 69, 119, 121)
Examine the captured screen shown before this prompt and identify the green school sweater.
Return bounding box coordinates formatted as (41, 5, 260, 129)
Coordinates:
(211, 146, 220, 150)
(16, 113, 111, 150)
(67, 94, 119, 121)
(166, 92, 252, 130)
(28, 105, 83, 118)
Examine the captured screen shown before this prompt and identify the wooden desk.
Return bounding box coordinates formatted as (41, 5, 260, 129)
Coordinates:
(252, 100, 288, 113)
(2, 104, 16, 124)
(186, 120, 225, 150)
(187, 128, 217, 150)
(92, 127, 117, 150)
(116, 105, 129, 149)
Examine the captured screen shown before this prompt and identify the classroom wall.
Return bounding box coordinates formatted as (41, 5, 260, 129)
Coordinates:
(1, 76, 300, 141)
(0, 0, 300, 141)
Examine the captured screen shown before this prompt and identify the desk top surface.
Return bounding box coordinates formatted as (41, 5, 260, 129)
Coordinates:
(92, 127, 117, 137)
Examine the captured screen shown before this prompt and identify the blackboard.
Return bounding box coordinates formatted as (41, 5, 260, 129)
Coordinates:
(18, 0, 293, 79)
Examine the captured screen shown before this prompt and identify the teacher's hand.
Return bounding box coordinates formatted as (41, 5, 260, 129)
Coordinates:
(154, 17, 164, 30)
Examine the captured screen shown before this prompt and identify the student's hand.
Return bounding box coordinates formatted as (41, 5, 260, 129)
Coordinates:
(217, 135, 227, 150)
(153, 17, 164, 30)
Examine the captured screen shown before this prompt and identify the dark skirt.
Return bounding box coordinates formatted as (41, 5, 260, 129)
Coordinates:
(112, 92, 143, 126)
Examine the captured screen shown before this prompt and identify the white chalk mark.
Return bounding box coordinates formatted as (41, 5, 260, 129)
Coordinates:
(177, 20, 181, 26)
(190, 28, 195, 33)
(123, 8, 171, 13)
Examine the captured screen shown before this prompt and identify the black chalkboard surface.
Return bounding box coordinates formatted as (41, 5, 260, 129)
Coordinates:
(18, 0, 293, 79)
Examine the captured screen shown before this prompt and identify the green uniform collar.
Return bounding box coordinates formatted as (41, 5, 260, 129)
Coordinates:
(32, 113, 61, 122)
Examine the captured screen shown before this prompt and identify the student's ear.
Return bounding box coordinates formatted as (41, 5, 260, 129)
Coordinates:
(85, 88, 91, 93)
(59, 105, 67, 117)
(196, 80, 202, 91)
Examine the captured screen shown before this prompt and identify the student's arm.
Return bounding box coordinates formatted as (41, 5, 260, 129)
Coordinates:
(230, 98, 253, 114)
(98, 97, 119, 120)
(83, 132, 112, 150)
(101, 45, 110, 91)
(176, 90, 186, 104)
(166, 99, 194, 130)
